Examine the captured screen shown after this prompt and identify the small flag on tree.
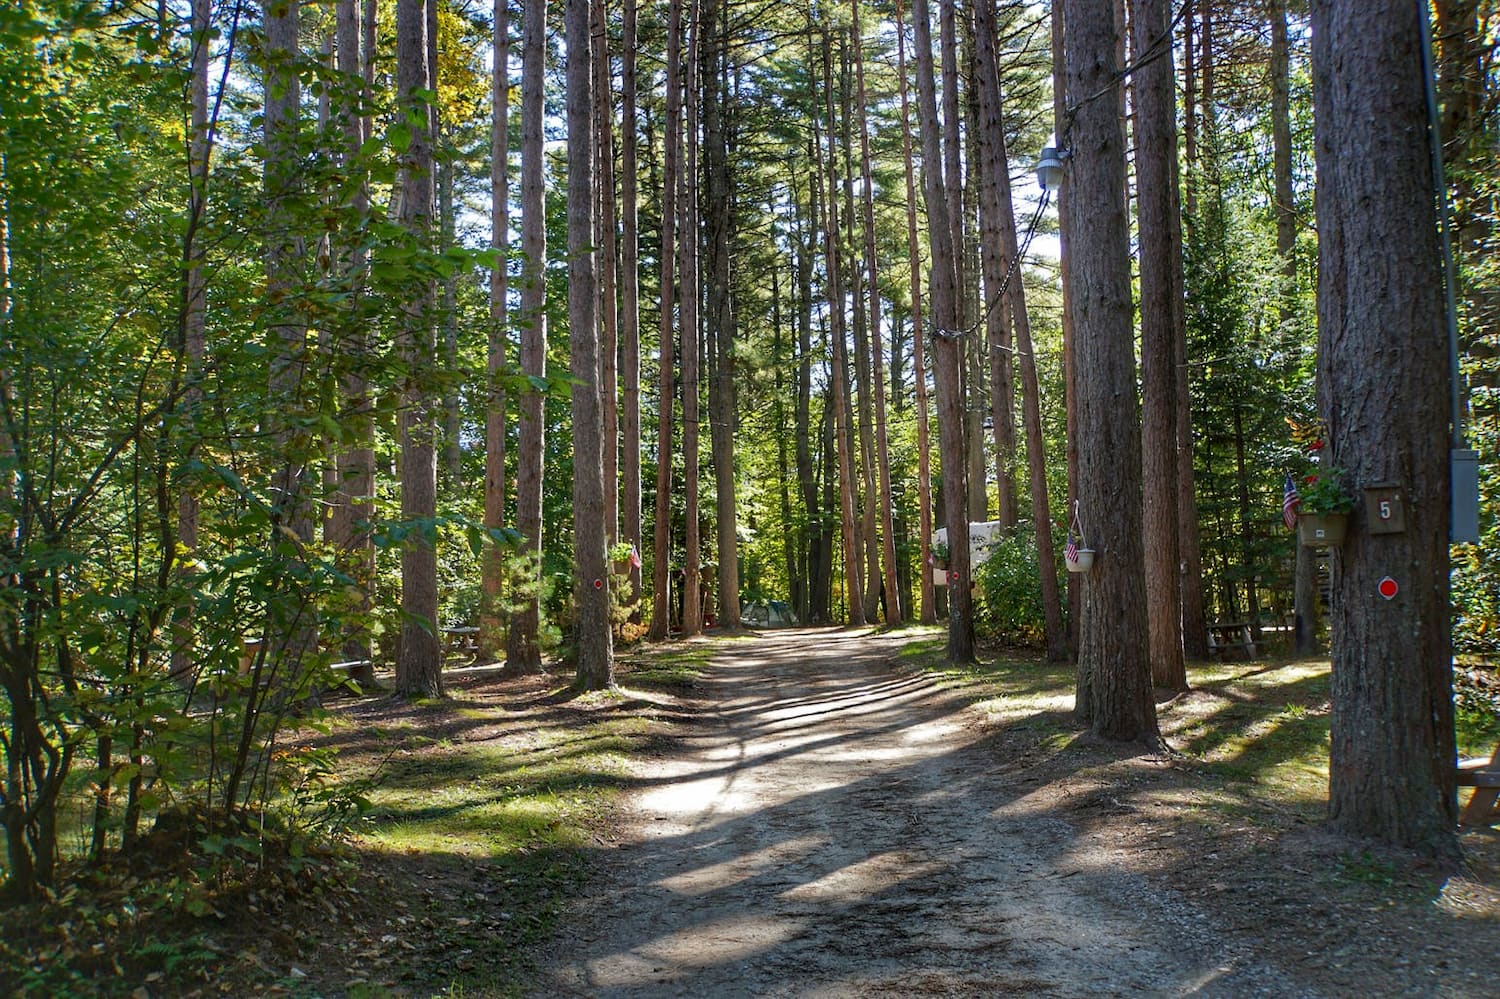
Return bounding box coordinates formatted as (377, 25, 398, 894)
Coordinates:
(1282, 473, 1301, 530)
(628, 545, 643, 569)
(1065, 529, 1079, 564)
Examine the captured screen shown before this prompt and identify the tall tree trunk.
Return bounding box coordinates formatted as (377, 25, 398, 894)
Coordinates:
(913, 0, 974, 661)
(172, 0, 212, 683)
(262, 0, 320, 715)
(819, 24, 866, 626)
(1172, 0, 1209, 661)
(1181, 0, 1197, 224)
(481, 0, 510, 660)
(621, 0, 643, 619)
(594, 0, 620, 548)
(680, 0, 704, 635)
(568, 0, 613, 688)
(330, 0, 376, 674)
(1231, 405, 1262, 642)
(1130, 0, 1187, 692)
(971, 0, 1014, 534)
(839, 38, 881, 625)
(648, 0, 682, 641)
(1270, 0, 1315, 657)
(960, 25, 988, 525)
(793, 163, 821, 624)
(973, 0, 1064, 661)
(851, 0, 900, 622)
(704, 0, 740, 631)
(439, 143, 461, 486)
(1063, 0, 1157, 743)
(895, 0, 936, 625)
(507, 0, 548, 673)
(394, 0, 442, 698)
(1051, 0, 1082, 661)
(1312, 0, 1456, 853)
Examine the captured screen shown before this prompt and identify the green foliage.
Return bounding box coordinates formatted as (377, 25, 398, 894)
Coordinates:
(971, 525, 1063, 646)
(1296, 467, 1356, 514)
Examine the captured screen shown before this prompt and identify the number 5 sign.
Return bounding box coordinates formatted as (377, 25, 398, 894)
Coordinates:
(1364, 483, 1406, 535)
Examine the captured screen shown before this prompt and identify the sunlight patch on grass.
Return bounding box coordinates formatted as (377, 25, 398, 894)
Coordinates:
(1156, 660, 1333, 815)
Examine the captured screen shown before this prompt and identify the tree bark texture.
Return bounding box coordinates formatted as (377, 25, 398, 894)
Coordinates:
(481, 0, 510, 659)
(895, 0, 937, 625)
(913, 0, 975, 662)
(1051, 0, 1082, 662)
(680, 0, 703, 635)
(851, 0, 901, 623)
(567, 0, 613, 689)
(648, 0, 682, 642)
(793, 165, 823, 624)
(973, 0, 1065, 662)
(1062, 0, 1156, 743)
(1269, 0, 1317, 658)
(507, 0, 548, 673)
(394, 0, 442, 698)
(1311, 0, 1456, 854)
(593, 0, 620, 547)
(704, 0, 741, 631)
(1130, 0, 1187, 692)
(820, 26, 866, 627)
(621, 0, 643, 618)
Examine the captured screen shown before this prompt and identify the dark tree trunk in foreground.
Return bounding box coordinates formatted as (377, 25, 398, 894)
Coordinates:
(1063, 0, 1156, 743)
(1311, 0, 1456, 854)
(1131, 0, 1187, 692)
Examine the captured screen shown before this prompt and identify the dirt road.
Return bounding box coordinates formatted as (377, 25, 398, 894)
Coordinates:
(533, 628, 1317, 997)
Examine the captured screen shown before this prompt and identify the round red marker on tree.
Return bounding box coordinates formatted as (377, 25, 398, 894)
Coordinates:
(1377, 576, 1398, 600)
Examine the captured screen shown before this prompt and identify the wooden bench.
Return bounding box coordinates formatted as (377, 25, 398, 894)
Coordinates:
(1458, 739, 1500, 826)
(324, 659, 374, 695)
(1207, 622, 1257, 661)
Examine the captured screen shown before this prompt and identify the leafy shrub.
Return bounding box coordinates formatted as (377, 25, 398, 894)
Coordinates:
(972, 524, 1065, 646)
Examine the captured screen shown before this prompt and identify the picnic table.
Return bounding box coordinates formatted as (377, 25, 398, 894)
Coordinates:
(442, 625, 480, 655)
(1207, 621, 1257, 660)
(1458, 739, 1500, 826)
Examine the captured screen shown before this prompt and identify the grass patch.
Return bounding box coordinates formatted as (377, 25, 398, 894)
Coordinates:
(615, 639, 720, 689)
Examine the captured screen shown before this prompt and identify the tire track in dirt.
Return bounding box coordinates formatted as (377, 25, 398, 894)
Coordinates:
(532, 627, 1317, 997)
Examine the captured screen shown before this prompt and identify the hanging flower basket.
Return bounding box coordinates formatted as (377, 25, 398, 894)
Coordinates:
(1298, 511, 1348, 547)
(931, 541, 950, 571)
(609, 542, 637, 575)
(1064, 501, 1094, 573)
(1065, 548, 1096, 573)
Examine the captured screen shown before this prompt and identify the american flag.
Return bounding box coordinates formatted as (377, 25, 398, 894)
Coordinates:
(1282, 473, 1301, 530)
(1065, 529, 1079, 564)
(628, 545, 643, 569)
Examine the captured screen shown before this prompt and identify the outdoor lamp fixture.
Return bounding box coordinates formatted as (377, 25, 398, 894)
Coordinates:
(1036, 146, 1065, 192)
